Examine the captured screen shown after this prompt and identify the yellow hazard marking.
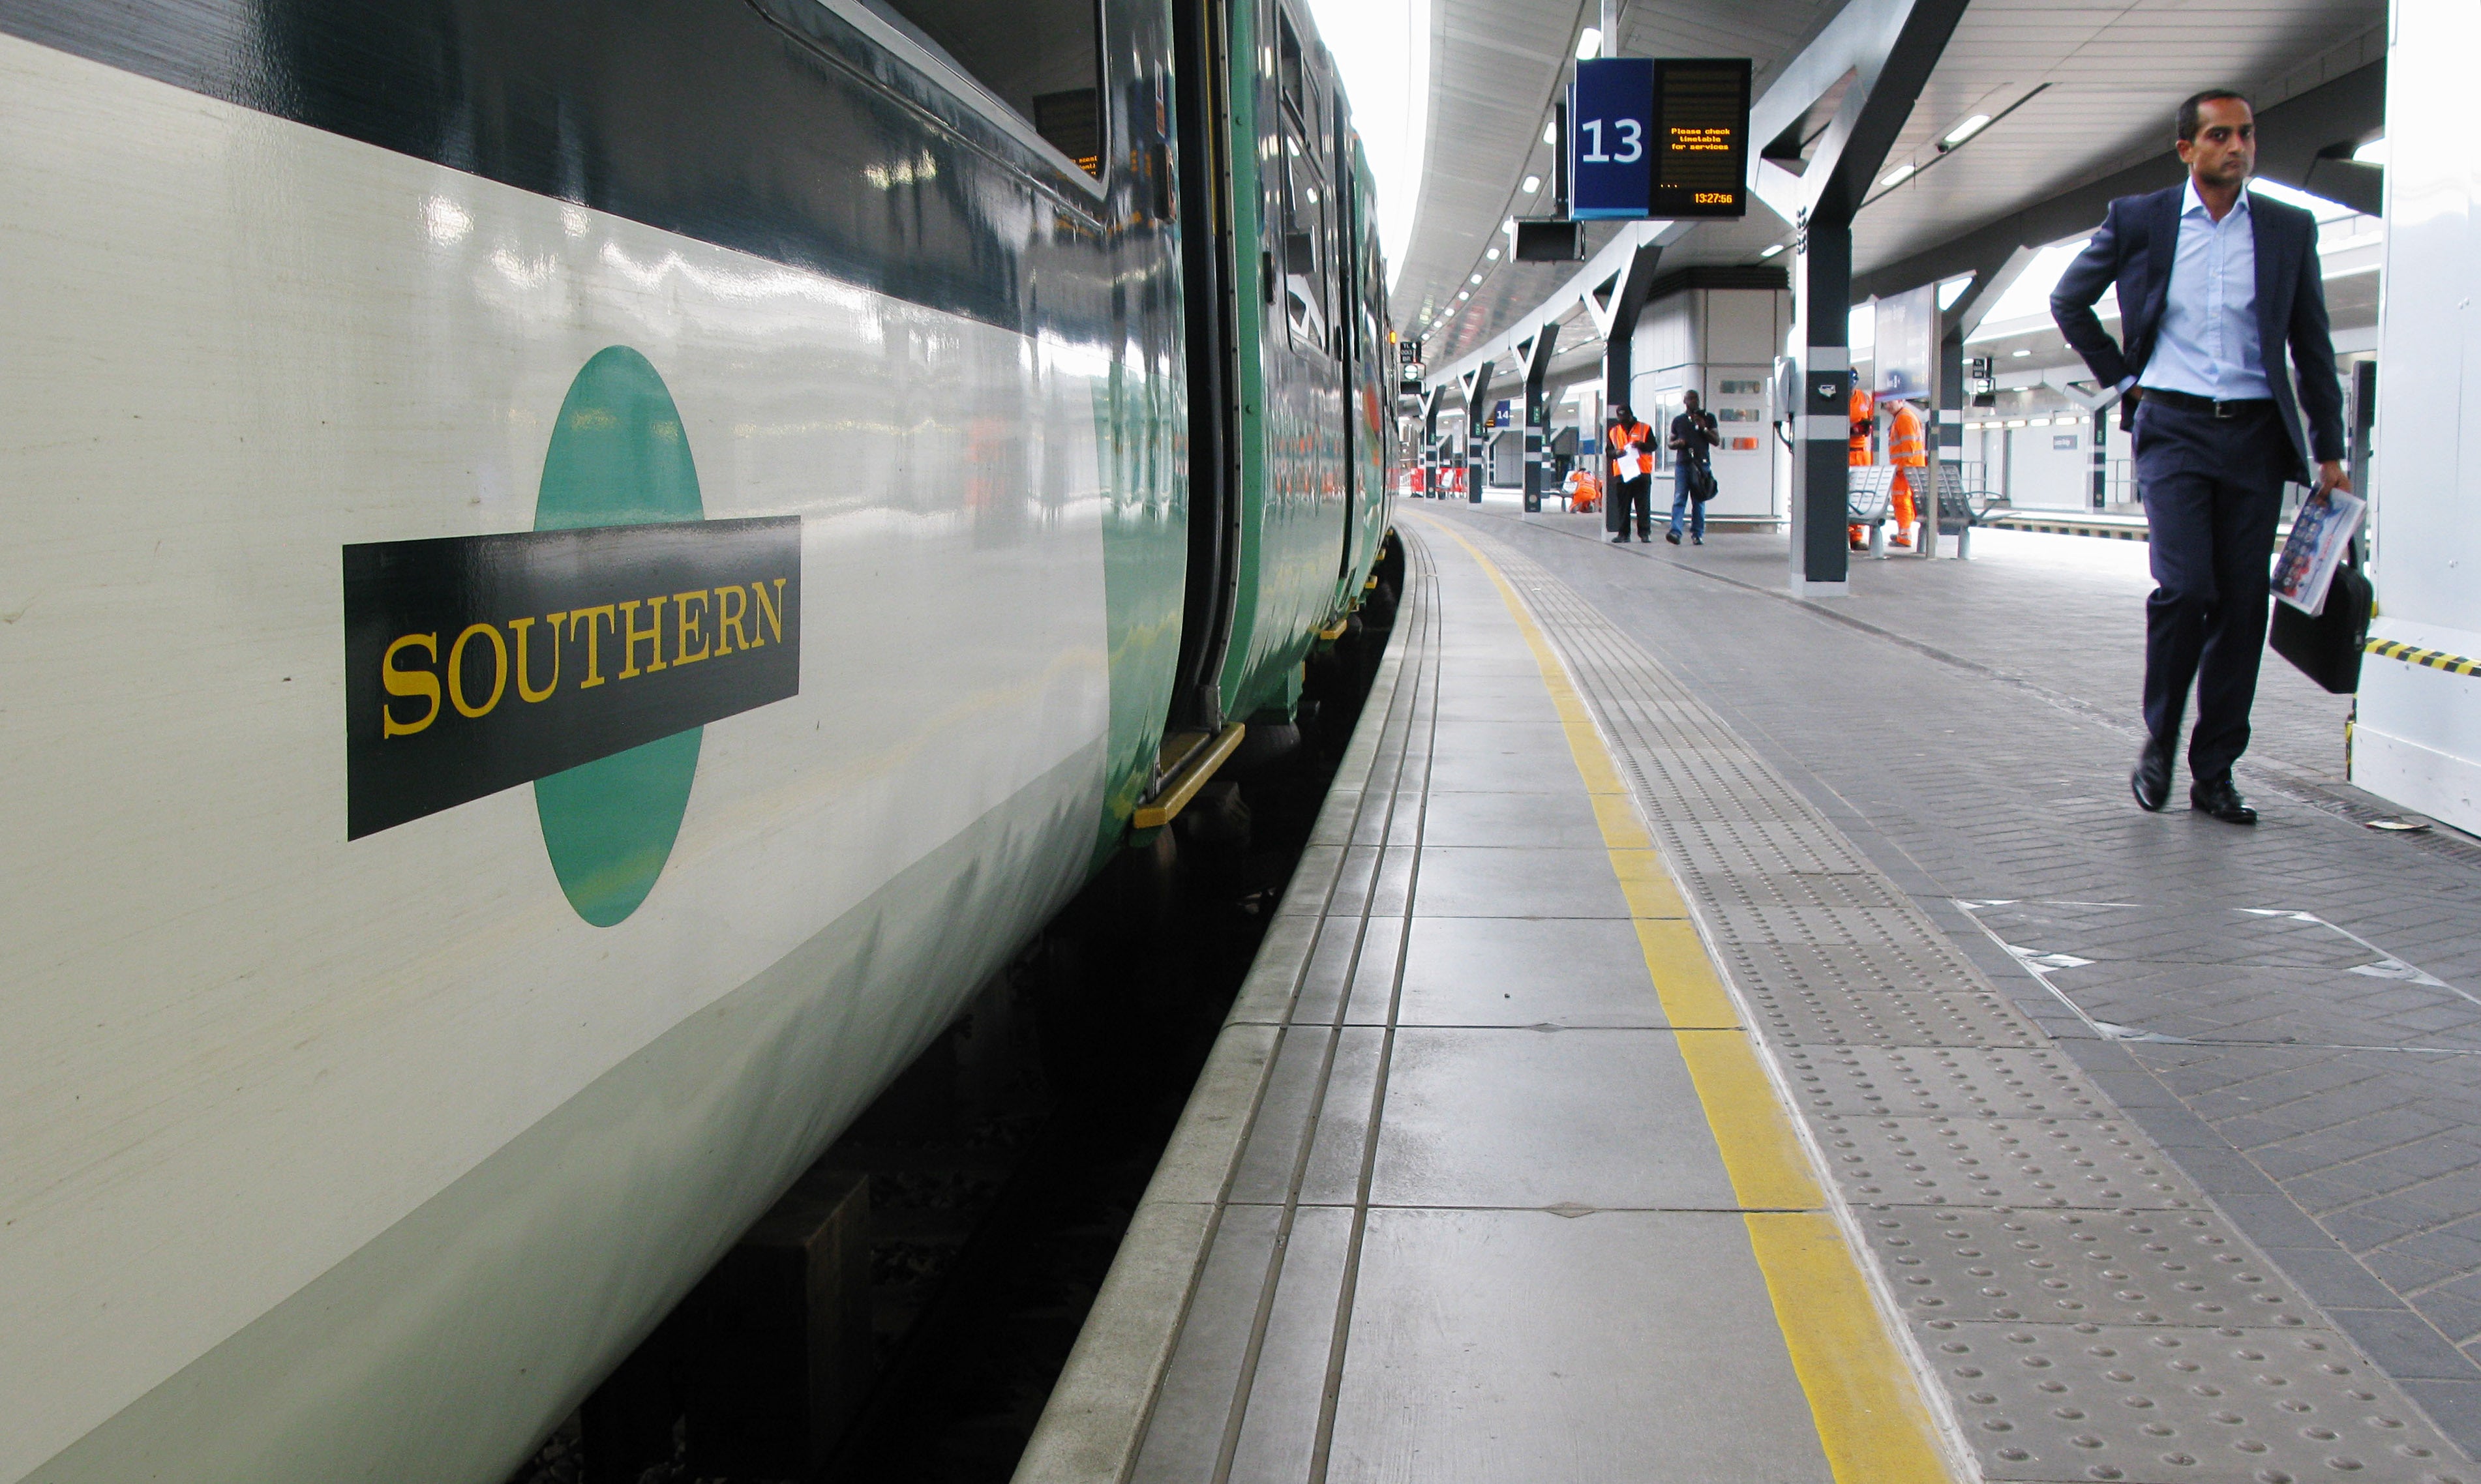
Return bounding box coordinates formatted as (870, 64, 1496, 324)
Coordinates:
(2368, 638, 2481, 677)
(1414, 512, 1959, 1484)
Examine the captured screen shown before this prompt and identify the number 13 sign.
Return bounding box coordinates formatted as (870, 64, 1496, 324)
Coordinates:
(1571, 58, 1653, 220)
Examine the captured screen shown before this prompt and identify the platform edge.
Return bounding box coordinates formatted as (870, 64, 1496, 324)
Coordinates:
(1008, 572, 1420, 1484)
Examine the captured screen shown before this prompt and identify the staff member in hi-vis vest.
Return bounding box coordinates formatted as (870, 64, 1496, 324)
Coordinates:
(1847, 386, 1874, 550)
(1887, 398, 1925, 548)
(1606, 406, 1655, 543)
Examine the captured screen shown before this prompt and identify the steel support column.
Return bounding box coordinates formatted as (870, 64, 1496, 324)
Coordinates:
(1420, 388, 1443, 498)
(1764, 0, 1970, 596)
(1519, 325, 1561, 512)
(1462, 361, 1496, 504)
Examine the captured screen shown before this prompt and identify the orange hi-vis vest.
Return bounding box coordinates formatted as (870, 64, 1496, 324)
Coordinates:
(1848, 388, 1874, 467)
(1608, 421, 1653, 480)
(1889, 402, 1927, 467)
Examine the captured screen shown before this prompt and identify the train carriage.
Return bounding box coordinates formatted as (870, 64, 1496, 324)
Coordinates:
(0, 0, 1389, 1478)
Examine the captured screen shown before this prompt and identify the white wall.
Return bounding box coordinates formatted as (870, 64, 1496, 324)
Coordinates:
(2358, 0, 2481, 832)
(1630, 285, 1793, 521)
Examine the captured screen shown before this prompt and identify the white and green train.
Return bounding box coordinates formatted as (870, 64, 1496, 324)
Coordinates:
(0, 0, 1393, 1477)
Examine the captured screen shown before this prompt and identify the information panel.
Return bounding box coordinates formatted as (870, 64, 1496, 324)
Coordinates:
(1569, 58, 1653, 220)
(1650, 58, 1751, 219)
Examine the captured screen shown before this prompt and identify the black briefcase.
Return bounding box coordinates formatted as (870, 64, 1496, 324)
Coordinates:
(2270, 559, 2371, 694)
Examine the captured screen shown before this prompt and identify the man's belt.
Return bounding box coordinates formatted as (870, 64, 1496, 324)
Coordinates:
(2139, 387, 2275, 419)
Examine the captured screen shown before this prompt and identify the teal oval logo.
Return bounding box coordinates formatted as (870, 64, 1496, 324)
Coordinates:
(533, 347, 704, 926)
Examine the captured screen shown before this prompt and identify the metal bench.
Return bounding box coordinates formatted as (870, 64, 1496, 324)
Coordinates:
(1848, 464, 2002, 556)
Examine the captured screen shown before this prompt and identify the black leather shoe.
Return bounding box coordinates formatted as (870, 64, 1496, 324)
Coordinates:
(1609, 533, 1629, 544)
(1665, 529, 1681, 545)
(2190, 776, 2257, 825)
(2130, 740, 2172, 812)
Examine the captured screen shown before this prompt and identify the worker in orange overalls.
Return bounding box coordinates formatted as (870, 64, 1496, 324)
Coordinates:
(1886, 398, 1925, 548)
(1846, 385, 1874, 550)
(1606, 405, 1655, 542)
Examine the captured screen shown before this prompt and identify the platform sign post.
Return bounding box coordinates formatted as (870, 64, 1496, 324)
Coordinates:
(1649, 59, 1751, 219)
(1569, 59, 1653, 220)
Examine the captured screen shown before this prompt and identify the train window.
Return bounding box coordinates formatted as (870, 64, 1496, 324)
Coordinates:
(860, 0, 1105, 175)
(1277, 12, 1306, 119)
(1281, 127, 1329, 351)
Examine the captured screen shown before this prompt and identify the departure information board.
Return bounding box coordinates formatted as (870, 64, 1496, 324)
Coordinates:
(1650, 59, 1751, 218)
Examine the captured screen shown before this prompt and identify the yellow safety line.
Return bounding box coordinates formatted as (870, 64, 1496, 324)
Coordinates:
(1414, 513, 1957, 1484)
(2368, 638, 2481, 677)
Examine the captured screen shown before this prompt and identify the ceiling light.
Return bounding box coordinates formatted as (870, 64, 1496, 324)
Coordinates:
(1484, 248, 1500, 261)
(1544, 120, 1557, 144)
(1458, 290, 1470, 300)
(1522, 175, 1541, 194)
(2011, 348, 2031, 357)
(1575, 27, 1601, 60)
(1759, 243, 1785, 258)
(1470, 273, 1483, 284)
(2354, 136, 2386, 165)
(1879, 163, 1916, 188)
(2005, 419, 2027, 427)
(1942, 114, 1991, 146)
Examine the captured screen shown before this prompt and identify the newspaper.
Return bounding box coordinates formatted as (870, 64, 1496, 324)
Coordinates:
(2270, 486, 2367, 616)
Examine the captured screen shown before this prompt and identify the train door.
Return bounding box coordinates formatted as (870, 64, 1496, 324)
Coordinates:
(1167, 0, 1240, 730)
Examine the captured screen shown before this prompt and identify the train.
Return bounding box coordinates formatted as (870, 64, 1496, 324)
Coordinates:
(0, 0, 1393, 1477)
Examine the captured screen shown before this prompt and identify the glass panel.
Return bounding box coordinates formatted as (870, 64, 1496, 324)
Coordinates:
(864, 0, 1105, 174)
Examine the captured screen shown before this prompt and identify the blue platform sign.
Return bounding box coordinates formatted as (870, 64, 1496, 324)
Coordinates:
(1570, 58, 1653, 220)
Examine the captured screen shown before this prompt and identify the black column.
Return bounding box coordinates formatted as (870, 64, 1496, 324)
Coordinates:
(1796, 216, 1853, 589)
(1522, 325, 1561, 513)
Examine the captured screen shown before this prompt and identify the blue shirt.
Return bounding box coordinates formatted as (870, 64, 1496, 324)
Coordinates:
(2138, 181, 2271, 400)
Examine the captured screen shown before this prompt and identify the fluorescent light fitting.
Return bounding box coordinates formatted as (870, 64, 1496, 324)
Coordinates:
(1469, 273, 1483, 284)
(1457, 290, 1470, 300)
(2354, 136, 2386, 165)
(1522, 175, 1541, 194)
(1759, 243, 1785, 258)
(2005, 419, 2027, 427)
(2011, 348, 2031, 357)
(1484, 248, 1499, 261)
(1943, 113, 1991, 146)
(1879, 163, 1916, 188)
(1575, 27, 1601, 60)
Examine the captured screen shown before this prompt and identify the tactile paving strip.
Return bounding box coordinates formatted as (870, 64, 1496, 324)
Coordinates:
(1728, 938, 2007, 997)
(1865, 1207, 2318, 1329)
(1428, 522, 2479, 1481)
(1736, 977, 2045, 1049)
(1927, 1322, 2468, 1483)
(1687, 866, 1918, 915)
(1781, 1046, 2110, 1119)
(1817, 1118, 2208, 1209)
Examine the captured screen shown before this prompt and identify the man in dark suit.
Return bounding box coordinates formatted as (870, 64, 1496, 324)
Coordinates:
(2051, 89, 2349, 825)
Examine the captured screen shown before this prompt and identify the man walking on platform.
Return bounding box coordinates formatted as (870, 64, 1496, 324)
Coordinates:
(1847, 385, 1875, 550)
(2051, 89, 2348, 825)
(1667, 391, 1719, 546)
(1606, 404, 1654, 543)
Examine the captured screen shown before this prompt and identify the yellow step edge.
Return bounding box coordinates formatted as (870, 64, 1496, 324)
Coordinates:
(1131, 722, 1244, 831)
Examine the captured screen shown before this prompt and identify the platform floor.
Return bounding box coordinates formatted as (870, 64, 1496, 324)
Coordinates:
(1019, 507, 2481, 1484)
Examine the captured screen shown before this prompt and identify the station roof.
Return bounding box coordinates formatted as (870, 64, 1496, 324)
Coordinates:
(1395, 0, 2386, 380)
